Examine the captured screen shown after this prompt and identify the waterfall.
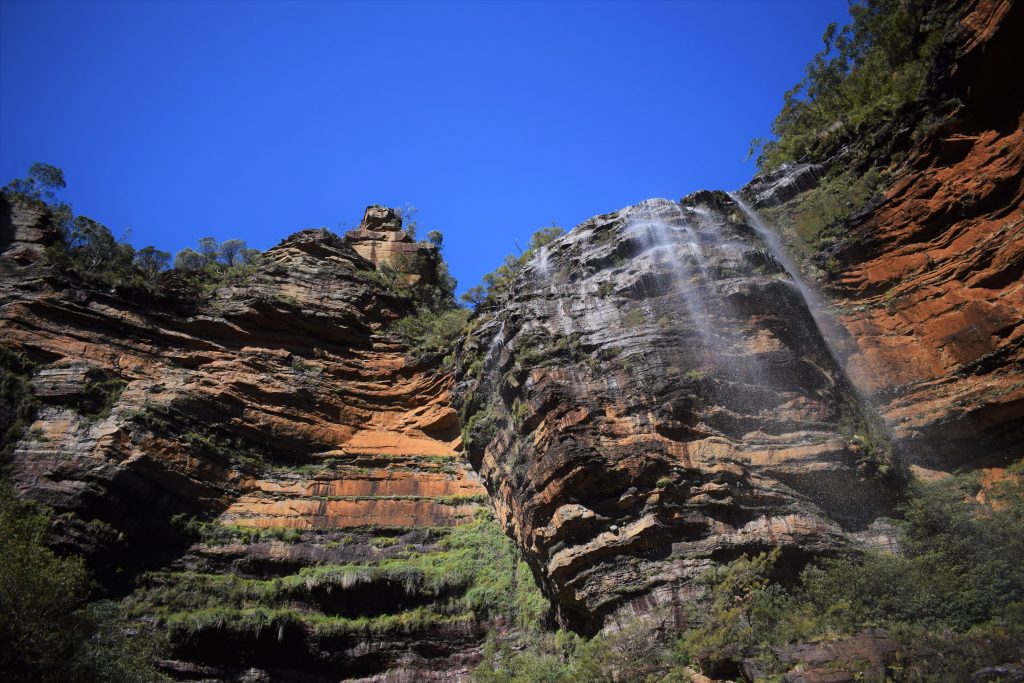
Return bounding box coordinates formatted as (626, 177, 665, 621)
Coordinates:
(729, 192, 850, 365)
(621, 200, 776, 390)
(624, 204, 717, 349)
(535, 244, 552, 280)
(531, 245, 576, 336)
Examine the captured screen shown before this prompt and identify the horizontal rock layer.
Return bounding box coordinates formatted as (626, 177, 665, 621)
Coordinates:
(456, 191, 897, 632)
(750, 0, 1024, 473)
(0, 202, 489, 681)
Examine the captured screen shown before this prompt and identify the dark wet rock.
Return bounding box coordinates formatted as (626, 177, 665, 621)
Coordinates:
(740, 162, 824, 209)
(455, 193, 898, 633)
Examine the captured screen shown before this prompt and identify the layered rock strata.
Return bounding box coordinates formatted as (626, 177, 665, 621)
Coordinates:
(456, 191, 898, 633)
(345, 204, 440, 285)
(748, 0, 1024, 472)
(0, 200, 490, 680)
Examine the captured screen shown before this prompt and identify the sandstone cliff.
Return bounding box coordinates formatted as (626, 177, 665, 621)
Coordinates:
(455, 191, 898, 633)
(2, 2, 1021, 681)
(0, 200, 496, 680)
(744, 0, 1023, 475)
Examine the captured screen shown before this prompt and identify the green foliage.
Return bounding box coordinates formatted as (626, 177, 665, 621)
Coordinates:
(76, 368, 128, 420)
(392, 306, 471, 358)
(0, 487, 91, 678)
(172, 247, 204, 271)
(128, 403, 273, 470)
(398, 204, 419, 240)
(622, 308, 648, 328)
(172, 516, 302, 545)
(2, 163, 201, 298)
(131, 515, 550, 644)
(474, 620, 688, 683)
(461, 284, 488, 307)
(2, 162, 65, 202)
(47, 214, 144, 290)
(368, 221, 462, 358)
(170, 236, 263, 302)
(786, 168, 886, 255)
(677, 548, 786, 667)
(0, 347, 38, 461)
(462, 224, 566, 310)
(133, 246, 171, 282)
(0, 487, 166, 682)
(801, 476, 1024, 632)
(676, 473, 1024, 677)
(462, 401, 501, 452)
(753, 0, 958, 170)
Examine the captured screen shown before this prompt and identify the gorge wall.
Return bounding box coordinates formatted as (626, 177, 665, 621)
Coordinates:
(455, 192, 898, 634)
(746, 0, 1023, 475)
(1, 204, 496, 680)
(1, 1, 1022, 680)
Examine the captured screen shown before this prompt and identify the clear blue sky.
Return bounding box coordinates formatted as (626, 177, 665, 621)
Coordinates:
(0, 0, 849, 296)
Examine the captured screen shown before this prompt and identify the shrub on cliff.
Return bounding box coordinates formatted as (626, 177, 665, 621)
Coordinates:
(2, 162, 66, 202)
(676, 472, 1024, 677)
(393, 306, 471, 358)
(3, 164, 180, 296)
(382, 226, 465, 357)
(0, 347, 38, 462)
(0, 487, 166, 681)
(167, 236, 263, 304)
(461, 224, 565, 311)
(474, 619, 689, 682)
(752, 0, 959, 171)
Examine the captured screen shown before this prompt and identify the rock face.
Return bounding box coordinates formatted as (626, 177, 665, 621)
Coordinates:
(2, 4, 1020, 678)
(747, 0, 1024, 473)
(456, 191, 897, 633)
(345, 205, 440, 285)
(742, 162, 824, 211)
(0, 201, 489, 680)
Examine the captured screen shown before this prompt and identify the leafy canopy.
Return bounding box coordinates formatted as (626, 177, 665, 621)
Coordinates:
(753, 0, 957, 170)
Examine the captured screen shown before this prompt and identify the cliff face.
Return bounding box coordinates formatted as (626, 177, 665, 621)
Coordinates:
(455, 192, 897, 633)
(345, 205, 441, 285)
(747, 0, 1024, 474)
(0, 202, 490, 680)
(2, 3, 1021, 679)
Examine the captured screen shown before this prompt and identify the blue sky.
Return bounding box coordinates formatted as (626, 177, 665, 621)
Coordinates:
(0, 0, 850, 296)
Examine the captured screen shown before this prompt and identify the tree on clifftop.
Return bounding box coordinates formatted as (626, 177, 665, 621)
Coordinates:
(2, 162, 66, 202)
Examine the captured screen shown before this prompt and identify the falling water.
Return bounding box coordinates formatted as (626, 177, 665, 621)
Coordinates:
(729, 192, 849, 363)
(481, 320, 506, 377)
(624, 205, 718, 348)
(534, 245, 552, 280)
(531, 245, 575, 336)
(628, 199, 782, 390)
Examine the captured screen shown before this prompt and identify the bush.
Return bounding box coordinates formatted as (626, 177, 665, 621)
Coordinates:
(752, 0, 959, 171)
(461, 225, 565, 310)
(474, 620, 688, 683)
(393, 307, 471, 358)
(789, 168, 884, 251)
(0, 346, 38, 460)
(0, 487, 165, 681)
(2, 162, 65, 202)
(130, 515, 551, 645)
(675, 472, 1024, 676)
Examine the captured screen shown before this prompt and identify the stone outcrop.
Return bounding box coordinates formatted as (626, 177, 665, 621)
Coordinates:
(344, 205, 440, 285)
(747, 0, 1024, 473)
(456, 191, 898, 633)
(0, 201, 488, 680)
(742, 162, 824, 211)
